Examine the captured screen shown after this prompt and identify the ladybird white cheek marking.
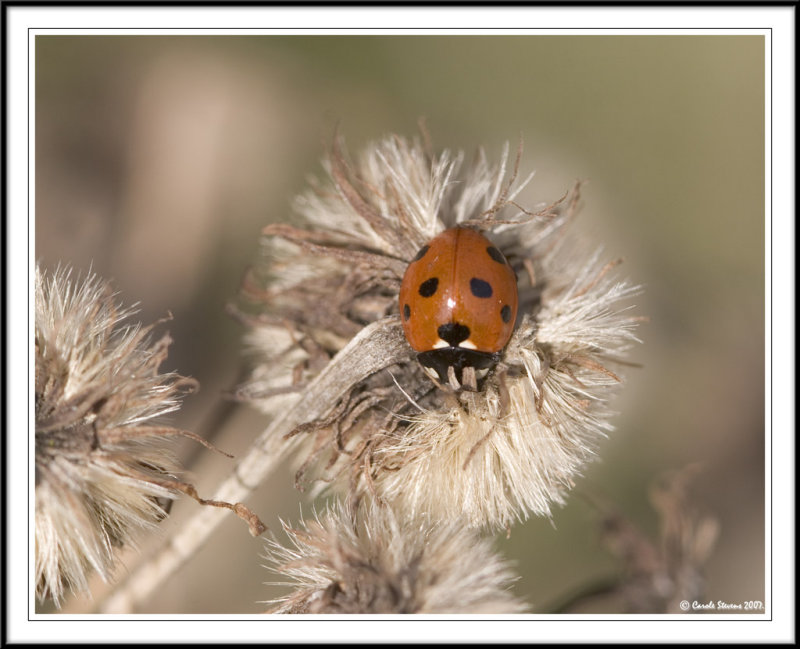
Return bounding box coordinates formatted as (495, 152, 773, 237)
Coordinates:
(433, 337, 478, 350)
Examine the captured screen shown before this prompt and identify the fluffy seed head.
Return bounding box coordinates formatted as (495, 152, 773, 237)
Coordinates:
(264, 500, 528, 614)
(35, 265, 196, 606)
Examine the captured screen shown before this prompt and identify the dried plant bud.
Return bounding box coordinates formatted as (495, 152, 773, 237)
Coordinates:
(264, 500, 527, 614)
(559, 465, 719, 614)
(35, 265, 264, 607)
(613, 465, 719, 614)
(237, 130, 642, 531)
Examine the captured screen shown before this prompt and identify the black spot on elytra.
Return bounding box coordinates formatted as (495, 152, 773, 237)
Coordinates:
(412, 245, 430, 262)
(486, 246, 507, 265)
(403, 304, 411, 320)
(470, 278, 493, 298)
(500, 304, 512, 323)
(419, 277, 439, 297)
(438, 322, 471, 347)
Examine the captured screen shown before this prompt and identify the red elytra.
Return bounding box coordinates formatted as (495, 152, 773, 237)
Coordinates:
(398, 227, 518, 385)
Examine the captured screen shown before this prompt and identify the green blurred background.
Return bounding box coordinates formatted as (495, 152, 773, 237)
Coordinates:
(36, 35, 765, 614)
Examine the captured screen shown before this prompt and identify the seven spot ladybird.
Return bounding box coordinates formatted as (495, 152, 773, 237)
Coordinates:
(399, 227, 518, 389)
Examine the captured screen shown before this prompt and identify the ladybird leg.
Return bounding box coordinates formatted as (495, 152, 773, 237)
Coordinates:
(461, 365, 478, 392)
(418, 360, 463, 403)
(446, 365, 463, 391)
(419, 363, 448, 391)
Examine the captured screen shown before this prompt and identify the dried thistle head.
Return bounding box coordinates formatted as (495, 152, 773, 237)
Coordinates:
(235, 129, 642, 531)
(264, 500, 527, 614)
(564, 465, 720, 614)
(619, 465, 719, 614)
(35, 265, 200, 606)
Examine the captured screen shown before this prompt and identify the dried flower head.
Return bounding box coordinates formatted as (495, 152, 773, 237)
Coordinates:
(264, 500, 527, 614)
(235, 130, 641, 531)
(597, 465, 719, 614)
(35, 265, 253, 607)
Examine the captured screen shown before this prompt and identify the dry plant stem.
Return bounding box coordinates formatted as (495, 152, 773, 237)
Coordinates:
(100, 317, 411, 613)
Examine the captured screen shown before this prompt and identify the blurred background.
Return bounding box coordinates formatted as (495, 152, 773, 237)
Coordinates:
(36, 35, 765, 614)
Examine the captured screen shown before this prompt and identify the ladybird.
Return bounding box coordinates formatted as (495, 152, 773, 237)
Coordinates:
(399, 227, 518, 389)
